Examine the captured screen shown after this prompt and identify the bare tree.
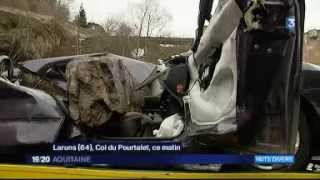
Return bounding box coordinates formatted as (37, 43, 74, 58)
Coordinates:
(116, 22, 133, 37)
(101, 16, 135, 56)
(145, 2, 171, 38)
(103, 17, 121, 36)
(129, 0, 172, 58)
(55, 0, 74, 21)
(130, 0, 149, 58)
(117, 22, 134, 56)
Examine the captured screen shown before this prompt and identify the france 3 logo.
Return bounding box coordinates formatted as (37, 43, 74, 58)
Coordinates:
(286, 16, 296, 32)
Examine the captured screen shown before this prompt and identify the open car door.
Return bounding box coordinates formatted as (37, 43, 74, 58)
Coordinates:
(188, 0, 305, 155)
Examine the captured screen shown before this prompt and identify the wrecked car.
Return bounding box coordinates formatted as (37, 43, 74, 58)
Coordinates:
(0, 0, 317, 171)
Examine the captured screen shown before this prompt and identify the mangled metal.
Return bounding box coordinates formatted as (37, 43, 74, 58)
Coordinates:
(0, 77, 65, 145)
(194, 0, 242, 66)
(18, 53, 156, 129)
(0, 0, 312, 170)
(21, 71, 66, 100)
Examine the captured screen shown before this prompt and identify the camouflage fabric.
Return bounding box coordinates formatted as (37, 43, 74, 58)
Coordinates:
(67, 56, 150, 127)
(244, 0, 265, 32)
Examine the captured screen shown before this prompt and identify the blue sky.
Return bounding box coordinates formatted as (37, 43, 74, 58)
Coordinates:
(71, 0, 320, 37)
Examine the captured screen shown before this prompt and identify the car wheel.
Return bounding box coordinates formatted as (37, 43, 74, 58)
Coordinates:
(253, 111, 311, 171)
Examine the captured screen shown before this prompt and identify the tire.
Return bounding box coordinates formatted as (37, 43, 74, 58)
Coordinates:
(290, 111, 311, 171)
(253, 111, 311, 171)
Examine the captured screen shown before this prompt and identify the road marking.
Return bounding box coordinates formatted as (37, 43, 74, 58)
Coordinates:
(0, 164, 320, 179)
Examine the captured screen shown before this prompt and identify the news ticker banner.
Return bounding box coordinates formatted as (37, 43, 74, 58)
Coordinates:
(26, 142, 295, 165)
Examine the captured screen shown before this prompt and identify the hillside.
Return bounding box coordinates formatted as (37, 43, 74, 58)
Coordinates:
(0, 6, 192, 63)
(0, 6, 104, 62)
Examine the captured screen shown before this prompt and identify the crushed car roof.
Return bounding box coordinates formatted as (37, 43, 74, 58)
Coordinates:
(20, 53, 106, 74)
(19, 53, 157, 84)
